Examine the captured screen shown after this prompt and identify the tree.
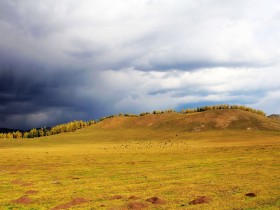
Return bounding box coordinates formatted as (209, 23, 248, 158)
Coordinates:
(23, 132, 29, 138)
(13, 131, 22, 139)
(6, 133, 13, 138)
(28, 128, 38, 138)
(38, 128, 45, 137)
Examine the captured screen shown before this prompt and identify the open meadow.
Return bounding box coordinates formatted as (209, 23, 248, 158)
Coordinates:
(1, 111, 280, 209)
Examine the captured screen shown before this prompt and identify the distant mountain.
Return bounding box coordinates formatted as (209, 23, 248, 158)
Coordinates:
(268, 114, 280, 121)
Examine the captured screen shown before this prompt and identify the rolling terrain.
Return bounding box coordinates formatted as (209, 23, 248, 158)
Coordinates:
(0, 109, 280, 209)
(95, 109, 280, 131)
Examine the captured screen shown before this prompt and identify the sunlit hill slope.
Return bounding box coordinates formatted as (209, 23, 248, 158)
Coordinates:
(93, 109, 280, 132)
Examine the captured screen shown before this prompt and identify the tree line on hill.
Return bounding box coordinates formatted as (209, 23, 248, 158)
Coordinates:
(0, 120, 95, 139)
(180, 104, 266, 116)
(0, 104, 266, 139)
(141, 105, 265, 116)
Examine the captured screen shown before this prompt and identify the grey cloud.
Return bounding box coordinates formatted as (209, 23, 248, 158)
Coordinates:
(147, 82, 269, 101)
(67, 50, 98, 60)
(0, 56, 107, 129)
(0, 1, 76, 38)
(139, 61, 265, 72)
(66, 38, 107, 60)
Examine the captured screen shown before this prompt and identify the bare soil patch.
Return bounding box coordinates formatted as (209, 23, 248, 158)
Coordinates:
(146, 197, 166, 204)
(11, 180, 33, 186)
(12, 196, 33, 204)
(9, 171, 19, 175)
(67, 176, 80, 180)
(110, 195, 123, 200)
(72, 177, 80, 179)
(25, 190, 39, 195)
(11, 180, 25, 185)
(245, 193, 256, 197)
(21, 182, 33, 186)
(189, 196, 211, 205)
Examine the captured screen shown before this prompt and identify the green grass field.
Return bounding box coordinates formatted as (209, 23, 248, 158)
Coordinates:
(1, 111, 280, 209)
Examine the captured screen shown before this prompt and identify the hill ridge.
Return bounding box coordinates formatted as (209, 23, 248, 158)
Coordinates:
(1, 105, 279, 139)
(95, 109, 280, 132)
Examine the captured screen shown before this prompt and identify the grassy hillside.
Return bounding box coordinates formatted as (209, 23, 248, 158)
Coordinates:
(0, 105, 273, 140)
(95, 109, 280, 131)
(0, 109, 280, 209)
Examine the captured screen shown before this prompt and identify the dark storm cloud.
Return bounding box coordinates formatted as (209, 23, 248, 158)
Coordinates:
(0, 53, 107, 129)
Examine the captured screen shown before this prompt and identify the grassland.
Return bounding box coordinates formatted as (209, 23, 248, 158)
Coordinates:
(1, 110, 280, 209)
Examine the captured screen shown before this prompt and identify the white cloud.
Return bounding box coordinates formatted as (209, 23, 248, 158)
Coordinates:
(1, 0, 280, 70)
(249, 90, 280, 114)
(89, 66, 280, 114)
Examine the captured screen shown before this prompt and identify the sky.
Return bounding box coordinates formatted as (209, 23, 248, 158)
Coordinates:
(1, 0, 280, 129)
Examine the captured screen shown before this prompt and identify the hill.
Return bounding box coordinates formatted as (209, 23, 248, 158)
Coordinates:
(268, 114, 280, 121)
(93, 109, 280, 131)
(1, 105, 279, 140)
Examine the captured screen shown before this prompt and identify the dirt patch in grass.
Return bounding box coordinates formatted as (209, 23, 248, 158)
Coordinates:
(72, 177, 80, 180)
(11, 180, 33, 186)
(67, 176, 80, 180)
(12, 196, 33, 204)
(11, 180, 25, 185)
(9, 171, 19, 175)
(25, 190, 39, 195)
(146, 197, 166, 204)
(245, 193, 256, 197)
(110, 195, 123, 200)
(21, 183, 33, 186)
(189, 196, 212, 205)
(14, 164, 27, 170)
(127, 202, 148, 209)
(52, 198, 88, 210)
